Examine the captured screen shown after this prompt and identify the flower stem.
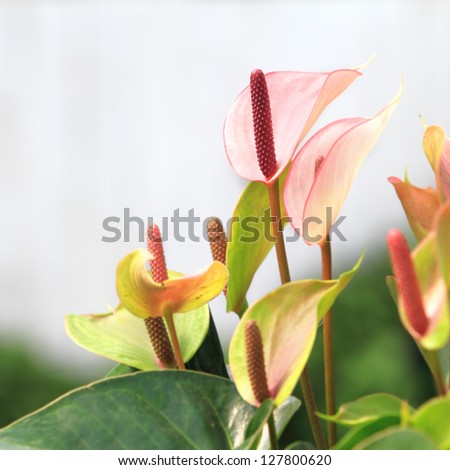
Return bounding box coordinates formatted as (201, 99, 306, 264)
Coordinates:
(299, 367, 328, 449)
(164, 313, 186, 370)
(268, 413, 279, 450)
(267, 179, 327, 450)
(320, 235, 337, 448)
(267, 179, 290, 284)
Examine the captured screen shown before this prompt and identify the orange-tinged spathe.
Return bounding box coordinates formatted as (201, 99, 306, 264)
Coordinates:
(116, 249, 229, 319)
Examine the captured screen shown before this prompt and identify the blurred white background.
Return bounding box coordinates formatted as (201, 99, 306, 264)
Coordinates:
(0, 0, 449, 371)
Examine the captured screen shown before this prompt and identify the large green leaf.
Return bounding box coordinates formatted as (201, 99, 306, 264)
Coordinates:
(65, 301, 209, 371)
(226, 171, 288, 315)
(318, 393, 410, 426)
(0, 371, 260, 450)
(411, 396, 450, 449)
(355, 427, 436, 450)
(229, 255, 362, 406)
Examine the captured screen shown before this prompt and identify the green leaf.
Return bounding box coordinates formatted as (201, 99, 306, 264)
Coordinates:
(355, 427, 436, 450)
(226, 171, 288, 316)
(318, 393, 410, 426)
(334, 416, 399, 449)
(65, 302, 209, 371)
(105, 363, 137, 378)
(238, 400, 274, 450)
(0, 371, 260, 450)
(412, 396, 450, 449)
(257, 396, 301, 450)
(285, 441, 316, 450)
(186, 310, 228, 378)
(229, 255, 362, 406)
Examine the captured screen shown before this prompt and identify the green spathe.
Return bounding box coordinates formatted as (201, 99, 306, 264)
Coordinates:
(229, 255, 362, 407)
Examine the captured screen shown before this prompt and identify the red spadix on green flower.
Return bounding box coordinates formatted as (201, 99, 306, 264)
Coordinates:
(284, 84, 401, 246)
(387, 229, 429, 337)
(224, 68, 362, 184)
(229, 256, 362, 407)
(116, 249, 228, 319)
(386, 225, 449, 349)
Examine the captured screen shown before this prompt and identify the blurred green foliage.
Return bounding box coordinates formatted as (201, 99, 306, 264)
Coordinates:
(0, 342, 93, 428)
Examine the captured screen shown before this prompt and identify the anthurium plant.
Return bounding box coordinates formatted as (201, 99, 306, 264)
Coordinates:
(1, 64, 449, 451)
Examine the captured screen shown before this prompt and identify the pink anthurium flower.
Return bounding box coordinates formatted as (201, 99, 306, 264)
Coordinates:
(224, 67, 362, 184)
(284, 84, 401, 246)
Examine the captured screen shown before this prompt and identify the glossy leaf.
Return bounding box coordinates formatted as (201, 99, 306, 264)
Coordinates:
(334, 416, 399, 450)
(388, 176, 439, 240)
(355, 427, 436, 450)
(229, 256, 362, 406)
(117, 249, 228, 318)
(284, 84, 401, 245)
(66, 301, 209, 370)
(0, 371, 259, 450)
(412, 396, 450, 449)
(318, 393, 409, 426)
(224, 69, 361, 184)
(238, 400, 274, 450)
(226, 170, 287, 315)
(285, 441, 316, 450)
(105, 364, 137, 378)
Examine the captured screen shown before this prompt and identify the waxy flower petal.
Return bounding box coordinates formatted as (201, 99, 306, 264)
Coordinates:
(229, 256, 362, 407)
(436, 202, 450, 287)
(284, 85, 401, 245)
(388, 176, 439, 240)
(65, 300, 210, 370)
(224, 69, 361, 184)
(116, 249, 228, 319)
(423, 125, 450, 200)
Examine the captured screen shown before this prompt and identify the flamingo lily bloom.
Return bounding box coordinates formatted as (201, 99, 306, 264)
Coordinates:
(386, 205, 450, 350)
(116, 250, 228, 319)
(284, 84, 401, 246)
(229, 257, 362, 407)
(224, 68, 362, 184)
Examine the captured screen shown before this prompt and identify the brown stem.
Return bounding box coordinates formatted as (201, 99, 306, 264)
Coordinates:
(267, 179, 291, 284)
(320, 235, 337, 447)
(299, 367, 327, 449)
(267, 179, 327, 450)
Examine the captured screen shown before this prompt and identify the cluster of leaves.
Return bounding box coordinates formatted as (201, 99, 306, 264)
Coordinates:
(0, 64, 449, 450)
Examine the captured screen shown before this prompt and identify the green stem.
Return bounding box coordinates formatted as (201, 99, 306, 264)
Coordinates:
(267, 180, 327, 450)
(164, 313, 186, 370)
(268, 413, 279, 450)
(320, 236, 337, 448)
